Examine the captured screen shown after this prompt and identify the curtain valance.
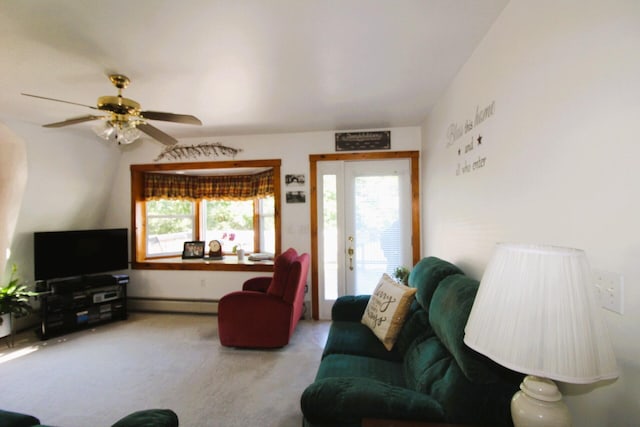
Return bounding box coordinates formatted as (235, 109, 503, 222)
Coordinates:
(144, 170, 274, 201)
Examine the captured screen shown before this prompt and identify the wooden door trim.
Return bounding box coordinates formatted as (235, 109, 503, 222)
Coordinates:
(309, 151, 420, 320)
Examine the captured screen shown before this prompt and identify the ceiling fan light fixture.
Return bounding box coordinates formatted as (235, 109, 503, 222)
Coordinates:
(93, 118, 141, 145)
(92, 120, 115, 140)
(115, 122, 142, 145)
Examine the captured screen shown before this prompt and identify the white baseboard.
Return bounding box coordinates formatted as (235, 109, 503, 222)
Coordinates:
(128, 297, 218, 315)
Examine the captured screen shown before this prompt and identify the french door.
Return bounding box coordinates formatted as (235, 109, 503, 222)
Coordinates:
(312, 153, 419, 320)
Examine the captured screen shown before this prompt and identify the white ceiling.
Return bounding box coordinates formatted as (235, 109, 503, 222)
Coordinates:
(0, 0, 508, 139)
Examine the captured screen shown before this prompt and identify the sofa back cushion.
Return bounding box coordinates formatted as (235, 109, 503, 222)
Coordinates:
(393, 299, 432, 356)
(428, 274, 501, 384)
(408, 257, 463, 311)
(282, 252, 309, 305)
(266, 248, 298, 297)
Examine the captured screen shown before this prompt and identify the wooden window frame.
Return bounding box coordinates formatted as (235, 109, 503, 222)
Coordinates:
(130, 160, 281, 272)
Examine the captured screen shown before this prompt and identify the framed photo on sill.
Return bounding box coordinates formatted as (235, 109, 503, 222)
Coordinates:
(182, 241, 205, 259)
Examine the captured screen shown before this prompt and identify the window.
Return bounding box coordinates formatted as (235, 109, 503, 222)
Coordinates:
(131, 160, 282, 272)
(203, 199, 254, 253)
(146, 197, 274, 257)
(146, 200, 195, 256)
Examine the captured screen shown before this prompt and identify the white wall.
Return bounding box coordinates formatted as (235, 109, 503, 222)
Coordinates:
(0, 123, 27, 281)
(103, 127, 421, 301)
(421, 0, 640, 425)
(1, 118, 122, 279)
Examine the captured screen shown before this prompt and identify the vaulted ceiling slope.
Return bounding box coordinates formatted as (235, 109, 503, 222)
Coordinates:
(0, 0, 508, 138)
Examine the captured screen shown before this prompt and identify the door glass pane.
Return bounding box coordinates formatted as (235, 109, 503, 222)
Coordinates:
(322, 174, 338, 300)
(353, 175, 400, 295)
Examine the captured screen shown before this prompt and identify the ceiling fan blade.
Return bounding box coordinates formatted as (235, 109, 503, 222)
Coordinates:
(22, 93, 98, 110)
(137, 122, 178, 145)
(43, 115, 103, 128)
(140, 111, 202, 125)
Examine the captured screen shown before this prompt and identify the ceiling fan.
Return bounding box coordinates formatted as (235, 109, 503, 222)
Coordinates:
(22, 74, 202, 145)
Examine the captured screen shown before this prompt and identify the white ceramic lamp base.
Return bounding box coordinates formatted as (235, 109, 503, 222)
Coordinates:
(511, 376, 571, 427)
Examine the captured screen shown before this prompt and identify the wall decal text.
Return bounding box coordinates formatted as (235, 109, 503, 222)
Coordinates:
(445, 100, 495, 176)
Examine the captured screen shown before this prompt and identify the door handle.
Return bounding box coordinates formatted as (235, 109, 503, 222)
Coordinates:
(347, 236, 354, 271)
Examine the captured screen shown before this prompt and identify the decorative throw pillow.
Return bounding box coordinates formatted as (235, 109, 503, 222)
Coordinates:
(361, 273, 417, 350)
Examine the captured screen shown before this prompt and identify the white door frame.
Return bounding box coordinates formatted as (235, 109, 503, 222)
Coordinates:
(309, 151, 420, 320)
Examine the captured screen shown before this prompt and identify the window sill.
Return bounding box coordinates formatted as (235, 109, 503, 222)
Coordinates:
(133, 256, 274, 272)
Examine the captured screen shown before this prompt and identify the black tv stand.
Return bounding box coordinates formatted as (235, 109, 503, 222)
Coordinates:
(38, 274, 128, 340)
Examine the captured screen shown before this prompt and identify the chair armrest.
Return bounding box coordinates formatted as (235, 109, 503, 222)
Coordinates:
(242, 276, 272, 292)
(301, 377, 445, 425)
(331, 295, 371, 321)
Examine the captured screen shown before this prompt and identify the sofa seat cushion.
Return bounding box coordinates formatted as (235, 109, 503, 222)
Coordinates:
(402, 334, 519, 426)
(301, 377, 445, 427)
(316, 354, 406, 388)
(322, 321, 402, 362)
(0, 409, 40, 427)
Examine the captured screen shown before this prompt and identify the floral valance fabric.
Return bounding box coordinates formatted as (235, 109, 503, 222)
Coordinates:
(144, 170, 274, 201)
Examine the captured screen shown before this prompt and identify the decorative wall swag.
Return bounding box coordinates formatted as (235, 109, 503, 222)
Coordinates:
(154, 142, 242, 162)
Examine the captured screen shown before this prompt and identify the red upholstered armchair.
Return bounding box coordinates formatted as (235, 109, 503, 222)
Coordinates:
(217, 248, 310, 348)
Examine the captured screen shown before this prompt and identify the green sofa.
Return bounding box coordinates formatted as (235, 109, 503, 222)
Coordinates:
(0, 408, 178, 427)
(301, 257, 523, 427)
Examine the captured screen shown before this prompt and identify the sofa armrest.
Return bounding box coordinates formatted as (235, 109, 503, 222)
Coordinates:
(0, 409, 40, 427)
(331, 295, 371, 321)
(301, 377, 445, 425)
(111, 409, 178, 427)
(242, 276, 272, 292)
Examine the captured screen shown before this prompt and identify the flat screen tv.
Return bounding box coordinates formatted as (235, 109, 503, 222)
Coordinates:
(34, 228, 129, 281)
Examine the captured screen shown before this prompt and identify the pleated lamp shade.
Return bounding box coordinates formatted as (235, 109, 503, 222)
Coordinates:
(464, 243, 618, 384)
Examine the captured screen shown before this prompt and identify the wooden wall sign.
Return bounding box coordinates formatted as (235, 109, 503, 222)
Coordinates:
(335, 131, 390, 151)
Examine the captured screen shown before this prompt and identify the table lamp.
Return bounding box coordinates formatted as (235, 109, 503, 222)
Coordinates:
(464, 243, 618, 427)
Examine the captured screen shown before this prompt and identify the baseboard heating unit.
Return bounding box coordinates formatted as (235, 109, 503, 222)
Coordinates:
(127, 297, 218, 315)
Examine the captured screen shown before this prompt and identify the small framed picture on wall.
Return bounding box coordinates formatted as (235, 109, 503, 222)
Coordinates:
(285, 174, 305, 186)
(286, 191, 306, 203)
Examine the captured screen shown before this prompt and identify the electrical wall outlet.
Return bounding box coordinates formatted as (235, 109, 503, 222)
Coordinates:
(593, 269, 624, 315)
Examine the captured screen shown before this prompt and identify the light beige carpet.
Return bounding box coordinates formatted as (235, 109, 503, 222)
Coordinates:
(0, 313, 330, 427)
